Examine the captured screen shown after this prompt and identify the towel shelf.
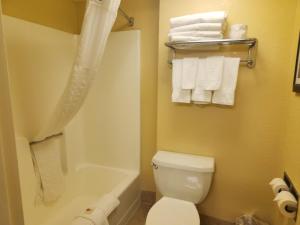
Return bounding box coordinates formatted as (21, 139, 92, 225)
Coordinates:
(165, 38, 258, 68)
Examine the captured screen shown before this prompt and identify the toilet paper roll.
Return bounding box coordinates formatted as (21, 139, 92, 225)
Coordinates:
(269, 178, 289, 194)
(274, 191, 298, 219)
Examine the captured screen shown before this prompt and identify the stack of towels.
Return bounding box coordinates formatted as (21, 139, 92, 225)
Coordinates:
(172, 56, 240, 106)
(169, 11, 227, 42)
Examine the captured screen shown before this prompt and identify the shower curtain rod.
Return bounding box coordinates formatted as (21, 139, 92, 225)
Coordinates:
(118, 8, 134, 27)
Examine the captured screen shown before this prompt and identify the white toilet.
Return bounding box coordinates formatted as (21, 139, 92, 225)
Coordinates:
(146, 151, 215, 225)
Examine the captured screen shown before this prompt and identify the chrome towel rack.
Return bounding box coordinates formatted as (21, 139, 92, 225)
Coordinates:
(165, 38, 258, 68)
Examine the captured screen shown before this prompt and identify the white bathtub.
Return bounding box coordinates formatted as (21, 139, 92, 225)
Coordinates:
(39, 164, 140, 225)
(16, 139, 141, 225)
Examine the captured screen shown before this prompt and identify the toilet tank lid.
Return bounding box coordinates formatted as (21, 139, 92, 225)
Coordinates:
(152, 151, 215, 173)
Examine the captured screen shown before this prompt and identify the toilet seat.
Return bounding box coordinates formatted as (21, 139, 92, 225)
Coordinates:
(146, 197, 200, 225)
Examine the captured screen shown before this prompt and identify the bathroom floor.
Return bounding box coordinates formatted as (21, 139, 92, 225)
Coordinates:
(127, 203, 151, 225)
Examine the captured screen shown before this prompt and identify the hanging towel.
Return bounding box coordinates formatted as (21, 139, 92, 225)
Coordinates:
(170, 23, 224, 33)
(30, 136, 65, 203)
(212, 57, 240, 106)
(203, 56, 224, 90)
(170, 11, 227, 28)
(192, 58, 212, 104)
(172, 59, 191, 103)
(169, 36, 221, 42)
(182, 57, 198, 89)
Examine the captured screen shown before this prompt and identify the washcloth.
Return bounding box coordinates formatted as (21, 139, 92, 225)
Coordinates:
(229, 24, 247, 39)
(182, 57, 198, 90)
(192, 58, 212, 104)
(172, 59, 191, 103)
(170, 23, 224, 33)
(203, 56, 224, 90)
(170, 11, 227, 28)
(169, 31, 223, 39)
(212, 57, 240, 106)
(169, 36, 221, 42)
(30, 135, 65, 203)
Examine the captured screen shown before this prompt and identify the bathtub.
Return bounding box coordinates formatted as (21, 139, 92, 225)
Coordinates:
(16, 139, 141, 225)
(39, 164, 140, 225)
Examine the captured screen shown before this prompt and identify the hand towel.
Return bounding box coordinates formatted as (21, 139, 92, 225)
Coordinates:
(169, 35, 222, 42)
(170, 11, 227, 28)
(72, 209, 109, 225)
(30, 135, 65, 203)
(203, 56, 224, 90)
(192, 58, 212, 104)
(172, 59, 191, 103)
(169, 31, 223, 39)
(170, 23, 224, 33)
(182, 58, 198, 90)
(212, 57, 240, 106)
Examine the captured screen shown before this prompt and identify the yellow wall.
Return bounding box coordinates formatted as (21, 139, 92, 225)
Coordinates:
(157, 0, 297, 223)
(279, 0, 300, 224)
(1, 0, 79, 33)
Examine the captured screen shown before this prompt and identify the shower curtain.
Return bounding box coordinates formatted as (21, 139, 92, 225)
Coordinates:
(33, 0, 121, 142)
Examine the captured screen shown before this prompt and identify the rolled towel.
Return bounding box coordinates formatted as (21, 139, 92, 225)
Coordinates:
(212, 57, 240, 106)
(170, 36, 222, 42)
(170, 11, 227, 28)
(170, 23, 224, 33)
(172, 59, 191, 103)
(203, 56, 224, 91)
(169, 31, 223, 38)
(72, 209, 108, 225)
(90, 193, 120, 217)
(192, 58, 212, 104)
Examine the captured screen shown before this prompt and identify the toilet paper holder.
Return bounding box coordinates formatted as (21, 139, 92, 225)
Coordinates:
(284, 172, 299, 219)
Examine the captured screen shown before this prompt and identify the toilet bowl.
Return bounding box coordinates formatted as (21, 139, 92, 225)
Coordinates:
(146, 197, 200, 225)
(145, 151, 214, 225)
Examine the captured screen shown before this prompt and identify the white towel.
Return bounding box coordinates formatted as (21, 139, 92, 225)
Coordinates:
(72, 193, 119, 225)
(170, 36, 222, 42)
(172, 59, 191, 103)
(192, 58, 212, 104)
(170, 11, 227, 28)
(170, 23, 224, 33)
(182, 58, 198, 90)
(30, 136, 65, 203)
(90, 194, 120, 217)
(169, 31, 223, 39)
(212, 57, 240, 106)
(72, 209, 108, 225)
(203, 56, 224, 90)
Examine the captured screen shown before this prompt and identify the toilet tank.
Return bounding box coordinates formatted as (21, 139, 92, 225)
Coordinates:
(152, 151, 214, 204)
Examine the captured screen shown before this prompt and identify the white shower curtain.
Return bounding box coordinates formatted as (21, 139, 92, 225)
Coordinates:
(33, 0, 121, 142)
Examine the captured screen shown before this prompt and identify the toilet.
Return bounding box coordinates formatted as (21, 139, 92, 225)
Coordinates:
(146, 151, 215, 225)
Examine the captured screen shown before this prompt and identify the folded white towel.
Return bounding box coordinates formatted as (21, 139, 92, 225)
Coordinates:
(192, 58, 212, 104)
(182, 57, 198, 90)
(170, 11, 227, 28)
(212, 57, 240, 106)
(229, 24, 247, 39)
(169, 31, 223, 38)
(170, 35, 222, 42)
(170, 23, 224, 33)
(90, 193, 120, 217)
(30, 136, 65, 203)
(203, 56, 224, 90)
(172, 59, 191, 103)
